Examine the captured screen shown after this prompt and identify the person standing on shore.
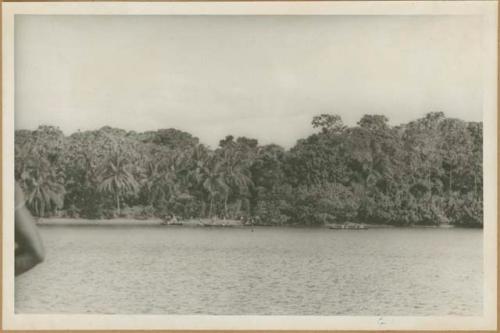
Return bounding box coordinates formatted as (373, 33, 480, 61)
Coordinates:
(15, 182, 45, 276)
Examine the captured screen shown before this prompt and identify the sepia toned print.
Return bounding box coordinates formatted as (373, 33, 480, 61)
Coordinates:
(3, 1, 497, 331)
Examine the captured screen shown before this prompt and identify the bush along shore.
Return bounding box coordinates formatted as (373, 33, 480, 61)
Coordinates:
(16, 112, 482, 228)
(35, 218, 437, 229)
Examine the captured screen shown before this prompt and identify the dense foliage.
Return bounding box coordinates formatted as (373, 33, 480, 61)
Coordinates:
(15, 112, 483, 227)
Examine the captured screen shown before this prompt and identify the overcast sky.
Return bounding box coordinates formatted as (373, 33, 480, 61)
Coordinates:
(15, 15, 483, 148)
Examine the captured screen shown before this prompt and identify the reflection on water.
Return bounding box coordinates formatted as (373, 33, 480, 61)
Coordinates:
(15, 226, 482, 315)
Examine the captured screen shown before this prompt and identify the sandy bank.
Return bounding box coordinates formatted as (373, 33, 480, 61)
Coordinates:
(37, 217, 246, 227)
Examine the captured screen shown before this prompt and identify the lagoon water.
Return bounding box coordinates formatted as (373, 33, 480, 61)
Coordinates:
(15, 226, 482, 315)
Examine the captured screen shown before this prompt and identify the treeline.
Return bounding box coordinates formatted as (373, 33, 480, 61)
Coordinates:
(14, 112, 483, 227)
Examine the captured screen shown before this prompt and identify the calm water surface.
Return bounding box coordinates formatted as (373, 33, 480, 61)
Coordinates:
(15, 226, 482, 315)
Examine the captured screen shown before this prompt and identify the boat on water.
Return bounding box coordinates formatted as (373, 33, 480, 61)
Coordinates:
(160, 215, 183, 226)
(159, 217, 245, 227)
(327, 223, 368, 230)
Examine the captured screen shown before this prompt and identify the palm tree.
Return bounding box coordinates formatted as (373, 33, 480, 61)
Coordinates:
(199, 155, 229, 218)
(141, 155, 180, 209)
(20, 157, 65, 217)
(97, 150, 139, 215)
(219, 149, 253, 217)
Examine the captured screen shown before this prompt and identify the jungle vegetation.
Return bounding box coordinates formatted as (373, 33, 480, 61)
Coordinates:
(14, 112, 483, 227)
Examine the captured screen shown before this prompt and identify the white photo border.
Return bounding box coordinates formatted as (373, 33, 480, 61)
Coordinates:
(2, 1, 497, 330)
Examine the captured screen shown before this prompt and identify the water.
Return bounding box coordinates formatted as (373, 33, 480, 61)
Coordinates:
(15, 226, 482, 315)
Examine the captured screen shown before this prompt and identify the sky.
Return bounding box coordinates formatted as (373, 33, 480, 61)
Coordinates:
(15, 15, 483, 148)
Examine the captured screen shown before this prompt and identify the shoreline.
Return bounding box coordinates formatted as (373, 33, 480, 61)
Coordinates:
(35, 218, 472, 229)
(37, 217, 248, 227)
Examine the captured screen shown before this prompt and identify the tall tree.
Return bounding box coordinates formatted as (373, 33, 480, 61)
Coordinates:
(97, 149, 140, 215)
